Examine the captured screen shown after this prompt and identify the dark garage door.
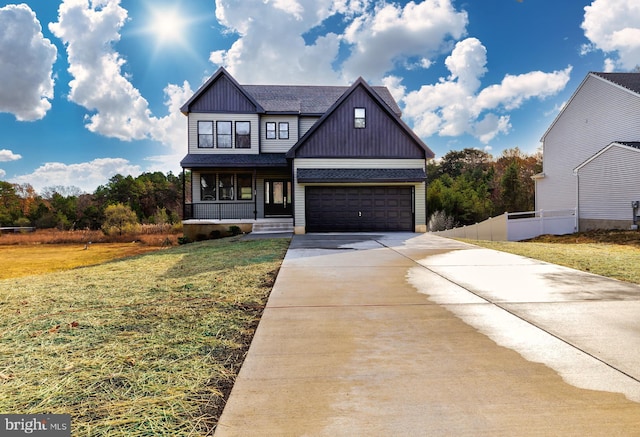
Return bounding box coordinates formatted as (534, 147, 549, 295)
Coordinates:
(305, 186, 414, 232)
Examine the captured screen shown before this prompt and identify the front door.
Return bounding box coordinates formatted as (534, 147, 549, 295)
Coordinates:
(264, 180, 292, 216)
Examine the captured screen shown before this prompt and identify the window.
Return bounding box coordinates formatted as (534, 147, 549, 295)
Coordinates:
(236, 121, 251, 148)
(199, 173, 254, 201)
(200, 174, 216, 200)
(354, 108, 366, 128)
(217, 121, 232, 148)
(218, 174, 234, 200)
(266, 122, 276, 139)
(237, 174, 253, 200)
(279, 122, 289, 139)
(198, 121, 213, 148)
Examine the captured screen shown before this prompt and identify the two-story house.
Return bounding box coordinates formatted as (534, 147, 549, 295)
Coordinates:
(535, 72, 640, 231)
(179, 67, 434, 237)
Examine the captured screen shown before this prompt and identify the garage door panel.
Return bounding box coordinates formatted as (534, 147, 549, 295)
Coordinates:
(305, 186, 413, 232)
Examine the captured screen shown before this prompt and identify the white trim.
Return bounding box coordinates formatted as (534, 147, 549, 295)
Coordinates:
(573, 142, 640, 173)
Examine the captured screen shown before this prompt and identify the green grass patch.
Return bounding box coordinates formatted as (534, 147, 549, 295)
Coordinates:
(467, 239, 640, 284)
(0, 236, 290, 435)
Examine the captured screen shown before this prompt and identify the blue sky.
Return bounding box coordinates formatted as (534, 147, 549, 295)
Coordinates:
(0, 0, 638, 193)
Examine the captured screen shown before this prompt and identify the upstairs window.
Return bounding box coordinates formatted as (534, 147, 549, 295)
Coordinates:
(354, 108, 366, 128)
(198, 121, 213, 148)
(217, 121, 232, 148)
(279, 122, 289, 139)
(236, 121, 251, 148)
(266, 122, 276, 139)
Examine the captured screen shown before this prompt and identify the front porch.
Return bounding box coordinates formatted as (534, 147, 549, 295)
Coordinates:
(182, 218, 294, 241)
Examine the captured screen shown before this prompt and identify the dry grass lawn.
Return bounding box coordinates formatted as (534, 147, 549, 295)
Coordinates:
(0, 236, 290, 435)
(0, 244, 163, 279)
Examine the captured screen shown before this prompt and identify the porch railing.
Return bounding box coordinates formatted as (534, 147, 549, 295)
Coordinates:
(184, 202, 256, 220)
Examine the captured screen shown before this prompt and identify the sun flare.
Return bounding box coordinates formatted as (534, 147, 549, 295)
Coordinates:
(147, 6, 188, 47)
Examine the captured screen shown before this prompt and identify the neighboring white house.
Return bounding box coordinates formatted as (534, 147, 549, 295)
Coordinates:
(535, 72, 640, 231)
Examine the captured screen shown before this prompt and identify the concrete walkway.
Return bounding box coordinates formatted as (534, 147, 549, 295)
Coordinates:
(215, 233, 640, 436)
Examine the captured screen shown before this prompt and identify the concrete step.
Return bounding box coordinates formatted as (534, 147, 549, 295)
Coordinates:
(252, 220, 294, 234)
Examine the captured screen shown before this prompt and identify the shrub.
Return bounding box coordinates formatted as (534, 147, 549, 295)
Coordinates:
(428, 210, 456, 232)
(102, 203, 139, 236)
(229, 225, 242, 236)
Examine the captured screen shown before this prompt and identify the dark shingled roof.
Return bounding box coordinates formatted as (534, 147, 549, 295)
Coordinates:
(592, 72, 640, 94)
(243, 85, 402, 116)
(296, 168, 426, 183)
(180, 153, 288, 168)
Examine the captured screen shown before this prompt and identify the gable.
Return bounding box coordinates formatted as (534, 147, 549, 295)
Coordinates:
(542, 72, 640, 142)
(181, 68, 262, 114)
(287, 81, 432, 159)
(575, 142, 640, 173)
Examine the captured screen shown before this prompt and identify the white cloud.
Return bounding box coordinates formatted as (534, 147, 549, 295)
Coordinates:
(10, 158, 141, 194)
(475, 67, 573, 112)
(582, 0, 640, 70)
(342, 0, 468, 81)
(212, 0, 343, 84)
(211, 0, 467, 84)
(401, 38, 571, 144)
(148, 81, 192, 161)
(0, 169, 5, 179)
(381, 75, 406, 106)
(49, 0, 192, 160)
(0, 4, 57, 121)
(0, 149, 22, 162)
(49, 0, 153, 141)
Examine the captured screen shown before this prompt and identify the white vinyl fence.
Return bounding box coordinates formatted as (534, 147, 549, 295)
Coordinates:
(431, 209, 577, 241)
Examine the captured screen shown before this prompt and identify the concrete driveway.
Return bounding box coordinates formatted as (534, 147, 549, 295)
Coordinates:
(215, 233, 640, 436)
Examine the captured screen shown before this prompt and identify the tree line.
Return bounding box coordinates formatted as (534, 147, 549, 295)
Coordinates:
(0, 172, 185, 232)
(1, 148, 539, 233)
(427, 147, 541, 231)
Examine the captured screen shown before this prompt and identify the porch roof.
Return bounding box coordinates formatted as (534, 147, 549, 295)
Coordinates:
(180, 153, 288, 168)
(296, 168, 426, 183)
